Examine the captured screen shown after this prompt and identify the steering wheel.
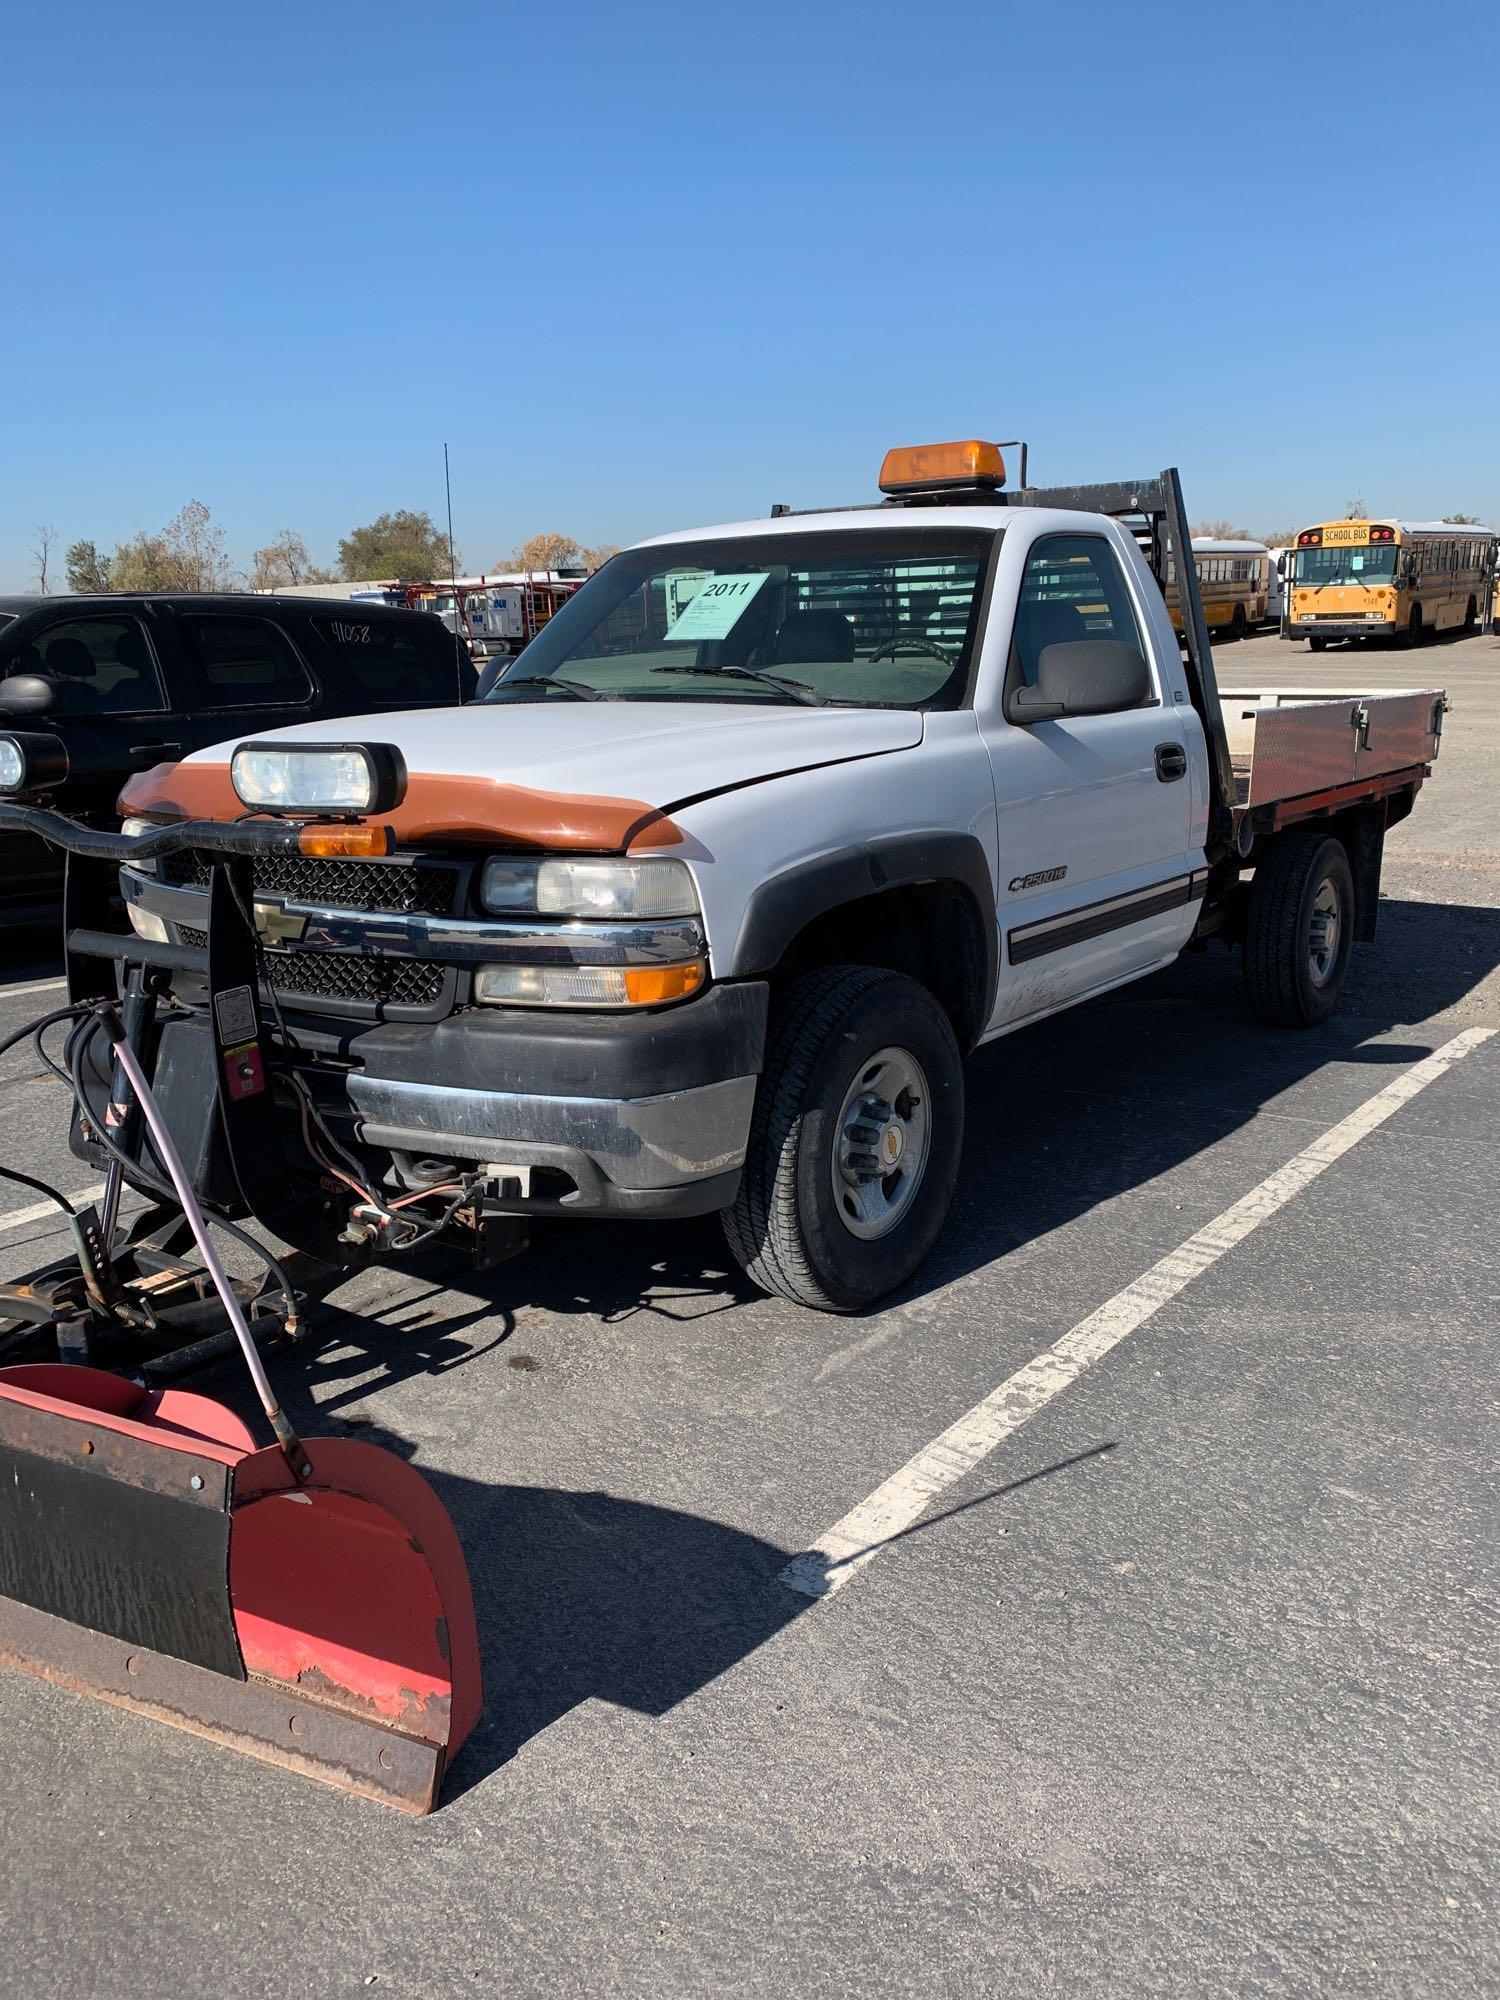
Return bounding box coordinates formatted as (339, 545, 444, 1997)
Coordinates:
(866, 635, 954, 666)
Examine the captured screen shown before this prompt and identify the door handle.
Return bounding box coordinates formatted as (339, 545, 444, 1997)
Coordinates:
(129, 741, 184, 760)
(1155, 742, 1188, 782)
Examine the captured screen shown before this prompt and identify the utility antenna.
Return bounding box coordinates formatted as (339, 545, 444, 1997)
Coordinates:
(444, 442, 459, 588)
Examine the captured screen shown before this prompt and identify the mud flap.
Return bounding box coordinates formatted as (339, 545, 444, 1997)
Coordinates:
(0, 1365, 482, 1813)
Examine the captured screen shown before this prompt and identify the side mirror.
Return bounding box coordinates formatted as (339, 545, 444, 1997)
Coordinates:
(1010, 641, 1152, 722)
(0, 673, 60, 718)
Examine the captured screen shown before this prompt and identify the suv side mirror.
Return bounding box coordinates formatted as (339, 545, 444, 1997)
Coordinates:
(1009, 641, 1152, 722)
(0, 673, 60, 718)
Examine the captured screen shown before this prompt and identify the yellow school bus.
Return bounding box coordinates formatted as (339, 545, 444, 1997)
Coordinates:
(1165, 539, 1270, 640)
(1287, 519, 1495, 650)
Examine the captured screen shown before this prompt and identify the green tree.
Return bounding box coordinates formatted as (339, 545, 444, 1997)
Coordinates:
(65, 538, 112, 592)
(250, 529, 337, 591)
(338, 509, 452, 580)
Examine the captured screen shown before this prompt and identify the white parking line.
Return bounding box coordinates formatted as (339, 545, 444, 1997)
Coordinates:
(783, 1026, 1495, 1600)
(1, 978, 67, 1003)
(0, 1188, 103, 1236)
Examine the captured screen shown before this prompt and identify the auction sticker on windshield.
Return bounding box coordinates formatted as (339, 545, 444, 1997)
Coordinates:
(663, 572, 770, 642)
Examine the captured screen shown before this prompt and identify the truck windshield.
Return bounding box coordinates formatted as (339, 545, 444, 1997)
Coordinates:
(482, 527, 998, 709)
(1294, 545, 1398, 584)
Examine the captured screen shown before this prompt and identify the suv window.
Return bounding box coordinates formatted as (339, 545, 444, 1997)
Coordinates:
(6, 615, 166, 714)
(1011, 535, 1146, 695)
(180, 615, 314, 709)
(312, 614, 459, 703)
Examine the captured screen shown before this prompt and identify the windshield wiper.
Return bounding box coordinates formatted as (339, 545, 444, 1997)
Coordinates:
(647, 663, 827, 705)
(493, 673, 605, 702)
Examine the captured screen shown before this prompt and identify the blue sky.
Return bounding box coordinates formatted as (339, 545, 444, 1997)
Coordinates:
(4, 0, 1497, 590)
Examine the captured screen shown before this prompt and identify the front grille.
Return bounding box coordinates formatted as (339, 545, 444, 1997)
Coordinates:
(175, 926, 445, 1009)
(161, 851, 459, 916)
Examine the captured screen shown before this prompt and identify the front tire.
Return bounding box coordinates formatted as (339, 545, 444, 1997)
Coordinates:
(723, 967, 964, 1311)
(1243, 831, 1355, 1027)
(1308, 634, 1328, 653)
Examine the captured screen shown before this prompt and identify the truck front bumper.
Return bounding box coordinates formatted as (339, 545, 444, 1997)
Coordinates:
(1287, 619, 1393, 641)
(338, 981, 770, 1220)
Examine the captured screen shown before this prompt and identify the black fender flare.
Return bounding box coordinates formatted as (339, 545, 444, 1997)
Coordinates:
(727, 831, 998, 1038)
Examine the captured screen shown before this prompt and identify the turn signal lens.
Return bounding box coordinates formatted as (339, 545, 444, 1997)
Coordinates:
(297, 823, 395, 857)
(879, 439, 1006, 493)
(622, 962, 705, 1004)
(473, 959, 706, 1008)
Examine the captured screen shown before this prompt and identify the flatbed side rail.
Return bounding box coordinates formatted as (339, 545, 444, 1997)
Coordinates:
(1010, 470, 1238, 860)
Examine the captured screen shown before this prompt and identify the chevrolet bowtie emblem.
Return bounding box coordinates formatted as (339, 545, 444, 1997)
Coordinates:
(253, 900, 307, 947)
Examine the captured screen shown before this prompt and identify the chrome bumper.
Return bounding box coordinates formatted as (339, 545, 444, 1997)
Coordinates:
(346, 1072, 758, 1192)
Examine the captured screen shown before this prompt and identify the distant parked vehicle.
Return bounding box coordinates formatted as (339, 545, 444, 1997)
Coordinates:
(0, 592, 465, 921)
(1165, 539, 1271, 641)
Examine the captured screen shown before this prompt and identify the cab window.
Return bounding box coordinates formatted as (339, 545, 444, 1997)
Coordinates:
(179, 616, 314, 709)
(6, 615, 166, 714)
(1010, 535, 1146, 696)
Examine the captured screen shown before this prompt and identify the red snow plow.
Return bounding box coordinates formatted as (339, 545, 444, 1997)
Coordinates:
(0, 1364, 481, 1812)
(0, 797, 487, 1813)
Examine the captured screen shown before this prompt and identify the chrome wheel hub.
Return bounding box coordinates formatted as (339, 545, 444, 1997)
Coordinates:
(1308, 876, 1342, 987)
(832, 1047, 932, 1241)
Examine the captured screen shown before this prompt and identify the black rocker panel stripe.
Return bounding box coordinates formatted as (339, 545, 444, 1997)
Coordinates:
(1007, 871, 1206, 965)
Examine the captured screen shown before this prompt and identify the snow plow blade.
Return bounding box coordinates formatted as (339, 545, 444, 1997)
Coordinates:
(0, 1364, 482, 1813)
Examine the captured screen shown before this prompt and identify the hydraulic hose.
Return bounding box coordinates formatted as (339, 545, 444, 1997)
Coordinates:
(0, 801, 308, 865)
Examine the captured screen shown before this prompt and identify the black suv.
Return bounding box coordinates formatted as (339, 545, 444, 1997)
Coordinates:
(0, 593, 466, 921)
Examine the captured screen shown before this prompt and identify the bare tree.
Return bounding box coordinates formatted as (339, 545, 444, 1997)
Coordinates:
(579, 542, 621, 571)
(1443, 512, 1483, 524)
(250, 529, 337, 592)
(1192, 518, 1254, 541)
(1259, 528, 1303, 549)
(30, 523, 57, 594)
(109, 500, 238, 592)
(1343, 498, 1368, 520)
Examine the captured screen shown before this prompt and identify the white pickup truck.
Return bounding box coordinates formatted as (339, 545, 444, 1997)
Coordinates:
(90, 442, 1444, 1310)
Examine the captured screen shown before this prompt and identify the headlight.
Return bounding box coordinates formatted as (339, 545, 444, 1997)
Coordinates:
(121, 815, 159, 875)
(230, 741, 407, 816)
(480, 855, 698, 920)
(473, 961, 705, 1008)
(0, 731, 69, 797)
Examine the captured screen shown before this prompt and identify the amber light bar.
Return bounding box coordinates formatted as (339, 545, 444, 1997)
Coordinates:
(879, 439, 1007, 494)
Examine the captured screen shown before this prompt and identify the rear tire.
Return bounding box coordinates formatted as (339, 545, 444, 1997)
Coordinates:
(1230, 602, 1248, 641)
(1462, 596, 1477, 636)
(1243, 831, 1355, 1028)
(722, 966, 964, 1311)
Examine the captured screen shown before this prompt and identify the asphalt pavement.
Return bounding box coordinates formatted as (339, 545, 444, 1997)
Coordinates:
(0, 628, 1495, 1998)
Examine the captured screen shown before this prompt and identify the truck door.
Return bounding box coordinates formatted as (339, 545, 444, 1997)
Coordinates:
(980, 528, 1200, 1029)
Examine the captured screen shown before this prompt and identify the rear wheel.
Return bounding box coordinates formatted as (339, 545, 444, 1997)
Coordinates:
(1462, 596, 1477, 636)
(1243, 831, 1355, 1028)
(1229, 602, 1248, 641)
(723, 967, 964, 1311)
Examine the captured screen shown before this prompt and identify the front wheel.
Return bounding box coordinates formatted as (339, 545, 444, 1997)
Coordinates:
(1242, 831, 1355, 1027)
(1308, 634, 1328, 653)
(723, 967, 964, 1311)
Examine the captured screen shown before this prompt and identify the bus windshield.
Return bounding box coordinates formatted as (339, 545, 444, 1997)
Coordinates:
(1294, 545, 1398, 584)
(481, 527, 998, 710)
